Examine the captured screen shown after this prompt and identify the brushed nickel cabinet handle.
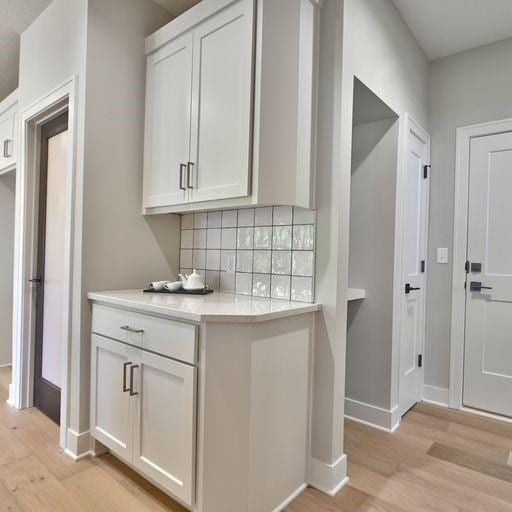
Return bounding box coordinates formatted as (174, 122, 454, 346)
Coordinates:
(179, 163, 187, 191)
(187, 162, 194, 189)
(129, 365, 139, 396)
(123, 362, 132, 392)
(120, 325, 144, 334)
(3, 139, 12, 158)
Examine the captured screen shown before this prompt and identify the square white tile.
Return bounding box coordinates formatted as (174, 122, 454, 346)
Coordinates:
(208, 211, 222, 228)
(292, 251, 314, 276)
(206, 271, 220, 291)
(194, 212, 208, 229)
(255, 207, 273, 226)
(193, 249, 206, 269)
(221, 228, 237, 250)
(238, 208, 255, 227)
(253, 274, 271, 298)
(293, 224, 315, 250)
(272, 225, 292, 250)
(194, 229, 207, 249)
(220, 272, 236, 293)
(291, 276, 314, 302)
(207, 228, 222, 249)
(181, 230, 194, 249)
(221, 250, 236, 272)
(237, 227, 254, 249)
(236, 273, 253, 295)
(271, 275, 291, 300)
(273, 206, 293, 225)
(293, 207, 316, 224)
(206, 249, 221, 270)
(180, 249, 193, 268)
(236, 250, 253, 273)
(253, 250, 271, 274)
(222, 210, 237, 228)
(254, 226, 272, 249)
(182, 214, 194, 229)
(272, 251, 292, 275)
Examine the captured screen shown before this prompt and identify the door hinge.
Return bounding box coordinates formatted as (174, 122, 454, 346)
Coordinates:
(420, 260, 426, 273)
(418, 354, 423, 368)
(423, 165, 431, 179)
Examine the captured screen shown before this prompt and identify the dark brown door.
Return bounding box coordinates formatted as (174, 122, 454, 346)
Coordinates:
(33, 112, 69, 424)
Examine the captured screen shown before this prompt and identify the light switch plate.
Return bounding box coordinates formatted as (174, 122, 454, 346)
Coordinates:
(437, 248, 448, 264)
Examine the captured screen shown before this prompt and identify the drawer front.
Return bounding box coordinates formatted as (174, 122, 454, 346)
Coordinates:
(92, 304, 197, 364)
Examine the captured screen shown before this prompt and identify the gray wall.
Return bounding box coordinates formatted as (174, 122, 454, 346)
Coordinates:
(426, 37, 512, 389)
(0, 173, 15, 366)
(347, 118, 399, 410)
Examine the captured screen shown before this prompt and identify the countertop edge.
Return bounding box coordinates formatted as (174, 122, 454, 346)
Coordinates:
(87, 292, 322, 323)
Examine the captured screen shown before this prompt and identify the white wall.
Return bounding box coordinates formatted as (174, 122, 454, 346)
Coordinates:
(426, 37, 512, 390)
(347, 117, 399, 410)
(0, 172, 15, 366)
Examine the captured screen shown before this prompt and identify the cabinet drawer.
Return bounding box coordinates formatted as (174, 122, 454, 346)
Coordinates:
(92, 304, 197, 364)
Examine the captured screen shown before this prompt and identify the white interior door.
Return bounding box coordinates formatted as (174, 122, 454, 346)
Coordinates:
(399, 124, 430, 417)
(463, 132, 512, 417)
(144, 32, 193, 208)
(188, 0, 254, 203)
(90, 335, 137, 461)
(132, 350, 197, 506)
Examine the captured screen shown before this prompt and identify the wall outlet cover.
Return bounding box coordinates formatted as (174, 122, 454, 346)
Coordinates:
(437, 247, 449, 264)
(226, 254, 236, 274)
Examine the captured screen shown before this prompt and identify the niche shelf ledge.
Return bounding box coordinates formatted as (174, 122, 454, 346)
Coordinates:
(347, 288, 366, 301)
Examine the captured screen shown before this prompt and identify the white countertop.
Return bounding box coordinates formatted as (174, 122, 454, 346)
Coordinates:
(88, 289, 321, 323)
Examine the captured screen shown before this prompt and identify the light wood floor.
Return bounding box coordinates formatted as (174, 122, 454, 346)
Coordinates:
(2, 367, 512, 512)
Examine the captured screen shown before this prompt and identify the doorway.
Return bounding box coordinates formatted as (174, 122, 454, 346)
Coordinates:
(33, 112, 69, 424)
(462, 130, 512, 418)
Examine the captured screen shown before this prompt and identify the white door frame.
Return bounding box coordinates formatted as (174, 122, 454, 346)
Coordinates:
(10, 76, 79, 450)
(450, 116, 512, 409)
(394, 114, 430, 418)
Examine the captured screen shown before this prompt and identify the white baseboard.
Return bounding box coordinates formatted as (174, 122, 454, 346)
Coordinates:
(7, 383, 16, 407)
(344, 397, 400, 432)
(273, 483, 308, 512)
(423, 385, 449, 407)
(308, 454, 348, 497)
(66, 429, 92, 460)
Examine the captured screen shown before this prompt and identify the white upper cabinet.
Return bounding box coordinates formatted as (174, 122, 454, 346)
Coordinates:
(189, 0, 253, 203)
(143, 0, 321, 214)
(0, 89, 19, 174)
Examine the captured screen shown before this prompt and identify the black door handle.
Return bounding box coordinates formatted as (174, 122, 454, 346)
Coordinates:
(29, 277, 42, 285)
(470, 281, 493, 292)
(405, 283, 421, 294)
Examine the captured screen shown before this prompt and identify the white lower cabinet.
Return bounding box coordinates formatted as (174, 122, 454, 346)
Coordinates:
(91, 333, 197, 507)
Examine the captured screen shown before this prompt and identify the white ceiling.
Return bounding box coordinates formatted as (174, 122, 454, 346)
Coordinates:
(393, 0, 512, 61)
(152, 0, 200, 16)
(0, 0, 52, 101)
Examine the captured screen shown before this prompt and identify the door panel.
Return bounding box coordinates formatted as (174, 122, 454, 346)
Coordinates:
(189, 0, 254, 203)
(33, 113, 68, 424)
(91, 335, 137, 461)
(399, 127, 429, 417)
(133, 350, 197, 506)
(464, 132, 512, 417)
(144, 32, 193, 208)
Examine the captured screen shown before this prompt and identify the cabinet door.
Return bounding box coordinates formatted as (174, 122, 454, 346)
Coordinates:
(188, 0, 254, 203)
(90, 335, 138, 461)
(144, 32, 193, 208)
(132, 351, 197, 506)
(0, 109, 15, 172)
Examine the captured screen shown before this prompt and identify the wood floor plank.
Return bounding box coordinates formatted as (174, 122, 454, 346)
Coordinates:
(0, 455, 89, 512)
(307, 485, 370, 511)
(428, 442, 512, 485)
(508, 452, 512, 466)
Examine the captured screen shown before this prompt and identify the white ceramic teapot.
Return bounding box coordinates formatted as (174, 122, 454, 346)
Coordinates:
(179, 269, 205, 291)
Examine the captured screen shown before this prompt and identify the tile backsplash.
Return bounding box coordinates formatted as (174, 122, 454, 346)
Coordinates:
(179, 206, 316, 303)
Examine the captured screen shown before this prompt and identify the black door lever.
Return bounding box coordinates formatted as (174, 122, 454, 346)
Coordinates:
(470, 281, 493, 292)
(405, 283, 421, 294)
(29, 277, 42, 285)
